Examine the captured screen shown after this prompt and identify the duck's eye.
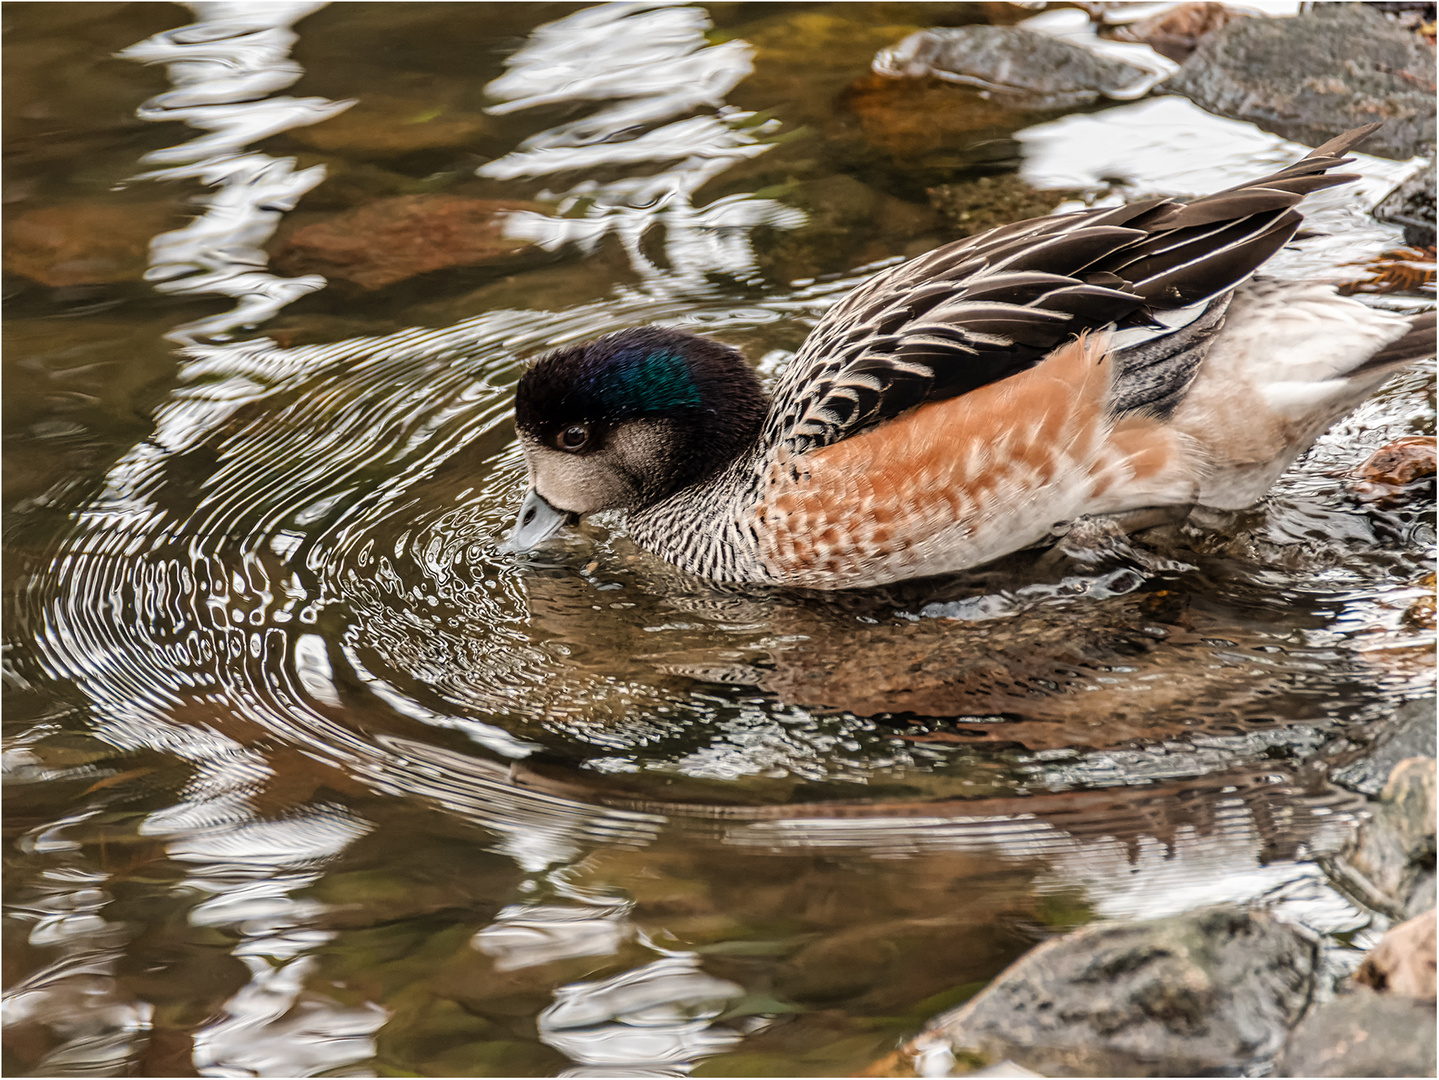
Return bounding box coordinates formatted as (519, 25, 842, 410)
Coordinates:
(559, 424, 589, 451)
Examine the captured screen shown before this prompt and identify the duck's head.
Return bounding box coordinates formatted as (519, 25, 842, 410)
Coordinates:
(507, 326, 766, 550)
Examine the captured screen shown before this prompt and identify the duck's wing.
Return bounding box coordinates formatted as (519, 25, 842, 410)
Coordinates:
(766, 125, 1378, 456)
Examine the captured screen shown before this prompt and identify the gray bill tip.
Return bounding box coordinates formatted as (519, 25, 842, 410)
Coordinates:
(502, 488, 571, 553)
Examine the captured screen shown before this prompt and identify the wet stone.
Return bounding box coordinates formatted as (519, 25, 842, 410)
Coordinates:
(4, 201, 187, 287)
(1351, 435, 1438, 504)
(1164, 3, 1438, 159)
(725, 9, 927, 128)
(1332, 696, 1439, 796)
(1277, 986, 1438, 1077)
(270, 194, 545, 290)
(1330, 756, 1437, 919)
(1375, 157, 1437, 248)
(873, 25, 1164, 109)
(292, 158, 445, 212)
(915, 906, 1317, 1077)
(1354, 909, 1438, 1000)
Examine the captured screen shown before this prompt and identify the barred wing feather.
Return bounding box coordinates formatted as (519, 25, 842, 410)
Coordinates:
(767, 124, 1378, 456)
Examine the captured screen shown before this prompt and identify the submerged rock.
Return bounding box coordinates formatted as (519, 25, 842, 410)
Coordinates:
(927, 175, 1085, 237)
(1165, 3, 1437, 159)
(874, 25, 1164, 109)
(284, 94, 491, 158)
(731, 9, 926, 126)
(753, 174, 940, 282)
(5, 201, 185, 287)
(912, 906, 1316, 1076)
(842, 73, 1038, 174)
(1375, 156, 1437, 247)
(271, 194, 543, 290)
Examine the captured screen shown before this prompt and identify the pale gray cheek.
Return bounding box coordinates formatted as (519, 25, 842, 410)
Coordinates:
(518, 419, 684, 514)
(525, 445, 639, 514)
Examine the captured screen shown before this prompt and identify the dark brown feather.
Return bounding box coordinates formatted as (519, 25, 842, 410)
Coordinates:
(767, 125, 1382, 455)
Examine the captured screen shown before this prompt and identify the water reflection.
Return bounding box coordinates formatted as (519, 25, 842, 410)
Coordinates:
(119, 1, 350, 344)
(6, 1, 1433, 1075)
(192, 952, 387, 1078)
(540, 954, 747, 1075)
(477, 903, 633, 972)
(1017, 95, 1424, 283)
(479, 2, 804, 287)
(3, 869, 149, 1077)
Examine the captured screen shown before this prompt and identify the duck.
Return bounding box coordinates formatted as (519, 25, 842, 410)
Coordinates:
(508, 124, 1435, 590)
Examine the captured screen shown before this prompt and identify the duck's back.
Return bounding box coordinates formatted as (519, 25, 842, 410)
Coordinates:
(762, 126, 1380, 461)
(630, 125, 1433, 589)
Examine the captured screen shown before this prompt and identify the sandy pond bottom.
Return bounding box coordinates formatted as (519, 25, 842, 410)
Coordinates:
(3, 2, 1435, 1076)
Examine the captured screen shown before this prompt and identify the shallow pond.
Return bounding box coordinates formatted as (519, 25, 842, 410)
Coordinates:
(3, 3, 1434, 1077)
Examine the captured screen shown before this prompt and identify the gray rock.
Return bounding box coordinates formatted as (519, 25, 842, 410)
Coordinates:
(921, 906, 1317, 1077)
(1165, 4, 1437, 160)
(1375, 156, 1437, 247)
(1333, 697, 1438, 796)
(1278, 986, 1437, 1077)
(1328, 756, 1437, 920)
(874, 26, 1165, 110)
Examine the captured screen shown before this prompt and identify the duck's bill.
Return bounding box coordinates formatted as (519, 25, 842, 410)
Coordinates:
(503, 488, 574, 553)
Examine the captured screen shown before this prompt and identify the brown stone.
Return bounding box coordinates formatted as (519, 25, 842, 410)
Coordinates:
(1353, 435, 1438, 493)
(271, 195, 544, 290)
(1404, 575, 1436, 631)
(285, 95, 490, 157)
(1103, 2, 1243, 63)
(843, 73, 1041, 162)
(1339, 246, 1438, 297)
(1350, 433, 1438, 507)
(1355, 909, 1437, 1001)
(5, 201, 186, 287)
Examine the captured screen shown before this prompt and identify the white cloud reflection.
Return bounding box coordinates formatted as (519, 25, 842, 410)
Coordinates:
(540, 954, 747, 1074)
(480, 2, 804, 289)
(118, 1, 348, 345)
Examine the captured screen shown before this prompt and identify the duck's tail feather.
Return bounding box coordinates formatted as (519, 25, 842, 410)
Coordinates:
(1166, 281, 1431, 509)
(1352, 309, 1437, 376)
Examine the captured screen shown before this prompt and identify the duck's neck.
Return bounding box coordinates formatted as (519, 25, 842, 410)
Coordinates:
(628, 435, 773, 584)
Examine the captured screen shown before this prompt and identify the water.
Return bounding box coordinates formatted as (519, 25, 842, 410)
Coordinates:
(3, 3, 1434, 1076)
